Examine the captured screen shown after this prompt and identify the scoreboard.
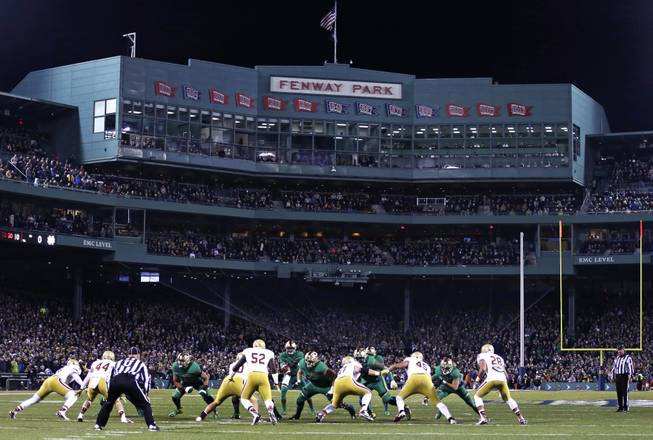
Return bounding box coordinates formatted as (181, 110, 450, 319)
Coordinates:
(0, 230, 56, 246)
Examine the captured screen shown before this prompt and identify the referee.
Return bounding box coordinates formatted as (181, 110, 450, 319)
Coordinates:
(94, 347, 159, 431)
(610, 346, 634, 412)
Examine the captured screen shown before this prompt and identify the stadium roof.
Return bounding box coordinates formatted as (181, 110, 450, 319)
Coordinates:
(0, 91, 76, 120)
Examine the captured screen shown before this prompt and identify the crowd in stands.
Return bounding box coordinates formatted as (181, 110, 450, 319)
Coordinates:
(146, 232, 528, 266)
(590, 157, 653, 212)
(0, 287, 649, 390)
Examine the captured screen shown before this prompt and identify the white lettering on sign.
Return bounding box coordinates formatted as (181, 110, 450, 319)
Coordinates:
(83, 239, 113, 249)
(270, 76, 402, 100)
(577, 256, 616, 264)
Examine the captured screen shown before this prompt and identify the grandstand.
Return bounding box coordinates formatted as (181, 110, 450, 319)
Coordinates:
(0, 54, 651, 437)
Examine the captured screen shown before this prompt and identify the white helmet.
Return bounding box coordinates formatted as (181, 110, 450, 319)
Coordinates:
(285, 340, 297, 354)
(481, 344, 494, 354)
(102, 351, 115, 361)
(411, 351, 424, 361)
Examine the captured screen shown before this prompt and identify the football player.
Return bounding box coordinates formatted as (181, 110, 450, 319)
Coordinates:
(10, 358, 84, 421)
(315, 356, 375, 423)
(432, 357, 479, 420)
(289, 351, 356, 420)
(355, 346, 398, 417)
(169, 352, 215, 417)
(76, 351, 132, 423)
(278, 340, 313, 415)
(196, 352, 257, 422)
(387, 352, 456, 424)
(474, 344, 527, 425)
(228, 339, 279, 425)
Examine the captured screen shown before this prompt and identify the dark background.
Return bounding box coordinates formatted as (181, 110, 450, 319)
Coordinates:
(1, 0, 650, 132)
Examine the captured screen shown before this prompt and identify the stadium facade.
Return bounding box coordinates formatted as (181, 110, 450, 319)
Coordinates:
(0, 56, 650, 306)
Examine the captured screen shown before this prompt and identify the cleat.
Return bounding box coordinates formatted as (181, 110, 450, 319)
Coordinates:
(269, 413, 278, 425)
(422, 397, 429, 406)
(616, 408, 624, 412)
(369, 411, 377, 420)
(9, 411, 16, 419)
(148, 424, 160, 431)
(359, 410, 374, 421)
(168, 409, 182, 417)
(519, 418, 528, 425)
(384, 409, 391, 416)
(281, 409, 287, 416)
(288, 415, 300, 420)
(56, 410, 70, 421)
(195, 416, 203, 422)
(405, 406, 412, 421)
(435, 411, 442, 420)
(308, 408, 315, 416)
(476, 418, 489, 425)
(231, 414, 240, 420)
(315, 411, 326, 423)
(448, 417, 457, 425)
(94, 424, 102, 431)
(394, 410, 406, 423)
(251, 415, 261, 426)
(77, 416, 84, 422)
(121, 418, 134, 424)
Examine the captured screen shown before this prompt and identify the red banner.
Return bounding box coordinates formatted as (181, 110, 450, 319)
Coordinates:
(293, 98, 318, 112)
(154, 81, 176, 97)
(446, 103, 469, 117)
(476, 103, 500, 117)
(263, 96, 288, 111)
(209, 89, 228, 105)
(507, 102, 533, 116)
(235, 93, 255, 108)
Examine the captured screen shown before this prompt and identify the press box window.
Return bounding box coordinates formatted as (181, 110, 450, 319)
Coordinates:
(93, 98, 117, 138)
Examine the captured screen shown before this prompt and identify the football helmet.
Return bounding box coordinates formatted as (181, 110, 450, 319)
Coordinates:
(481, 344, 494, 354)
(177, 352, 193, 368)
(67, 358, 80, 367)
(285, 340, 297, 354)
(353, 347, 368, 359)
(236, 352, 244, 361)
(411, 351, 424, 361)
(305, 351, 319, 367)
(440, 357, 454, 375)
(102, 351, 115, 361)
(341, 356, 355, 366)
(367, 346, 377, 356)
(253, 339, 266, 349)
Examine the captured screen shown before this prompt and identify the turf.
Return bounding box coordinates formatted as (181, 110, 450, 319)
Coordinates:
(1, 389, 651, 439)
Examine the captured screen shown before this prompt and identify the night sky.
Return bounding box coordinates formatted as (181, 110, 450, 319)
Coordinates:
(1, 0, 651, 132)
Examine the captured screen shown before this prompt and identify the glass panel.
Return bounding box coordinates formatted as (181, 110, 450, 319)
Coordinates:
(478, 124, 491, 137)
(190, 124, 201, 139)
(505, 124, 517, 137)
(94, 100, 105, 117)
(467, 125, 478, 138)
(314, 135, 335, 150)
(143, 102, 154, 117)
(557, 123, 569, 137)
(369, 124, 380, 137)
(439, 125, 451, 138)
(245, 116, 256, 130)
(142, 118, 155, 136)
(291, 134, 313, 149)
(452, 125, 464, 138)
(154, 120, 165, 137)
(543, 124, 555, 137)
(178, 107, 189, 122)
(122, 100, 131, 115)
(132, 101, 142, 116)
(93, 117, 105, 133)
(335, 122, 348, 136)
(490, 124, 503, 137)
(201, 110, 211, 125)
(222, 114, 234, 128)
(313, 120, 325, 134)
(303, 120, 314, 133)
(166, 105, 177, 119)
(291, 120, 301, 133)
(235, 131, 255, 147)
(105, 99, 117, 114)
(155, 104, 166, 118)
(211, 112, 222, 126)
(414, 125, 427, 139)
(189, 108, 199, 123)
(358, 123, 371, 137)
(122, 116, 141, 134)
(280, 119, 290, 132)
(167, 120, 188, 138)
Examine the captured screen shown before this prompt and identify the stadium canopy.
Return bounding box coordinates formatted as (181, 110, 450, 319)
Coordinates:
(0, 91, 76, 120)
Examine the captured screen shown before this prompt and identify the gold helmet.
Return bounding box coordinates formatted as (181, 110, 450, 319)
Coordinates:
(67, 358, 80, 367)
(481, 344, 494, 354)
(411, 351, 424, 361)
(236, 352, 244, 361)
(285, 340, 298, 354)
(253, 339, 266, 349)
(305, 351, 319, 367)
(341, 356, 355, 365)
(440, 357, 454, 375)
(368, 346, 377, 356)
(102, 351, 115, 361)
(177, 352, 193, 368)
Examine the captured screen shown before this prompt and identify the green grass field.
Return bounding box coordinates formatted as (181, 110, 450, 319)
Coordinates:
(1, 389, 651, 439)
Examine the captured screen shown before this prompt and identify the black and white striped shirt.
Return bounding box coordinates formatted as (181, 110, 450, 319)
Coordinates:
(611, 354, 634, 376)
(113, 357, 151, 393)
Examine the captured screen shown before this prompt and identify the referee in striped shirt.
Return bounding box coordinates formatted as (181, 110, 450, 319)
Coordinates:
(94, 347, 159, 431)
(610, 346, 634, 412)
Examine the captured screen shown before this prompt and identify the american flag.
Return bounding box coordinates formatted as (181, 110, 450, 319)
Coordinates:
(320, 6, 337, 31)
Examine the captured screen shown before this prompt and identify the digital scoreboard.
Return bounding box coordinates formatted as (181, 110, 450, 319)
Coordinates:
(0, 230, 56, 246)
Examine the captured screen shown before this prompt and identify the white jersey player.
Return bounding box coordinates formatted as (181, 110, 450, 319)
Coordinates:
(474, 344, 527, 425)
(76, 351, 132, 423)
(10, 359, 84, 420)
(316, 356, 374, 423)
(228, 339, 279, 425)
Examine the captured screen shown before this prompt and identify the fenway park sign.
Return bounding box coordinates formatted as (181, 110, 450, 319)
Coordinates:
(270, 76, 402, 100)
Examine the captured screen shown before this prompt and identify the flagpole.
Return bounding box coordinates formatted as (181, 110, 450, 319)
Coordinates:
(333, 0, 338, 64)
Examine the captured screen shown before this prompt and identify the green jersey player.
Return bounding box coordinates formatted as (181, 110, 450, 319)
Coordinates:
(355, 347, 400, 417)
(169, 352, 215, 417)
(431, 357, 478, 419)
(288, 352, 356, 420)
(279, 341, 313, 415)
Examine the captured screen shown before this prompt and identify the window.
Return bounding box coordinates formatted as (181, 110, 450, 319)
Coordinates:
(573, 124, 581, 160)
(93, 98, 117, 138)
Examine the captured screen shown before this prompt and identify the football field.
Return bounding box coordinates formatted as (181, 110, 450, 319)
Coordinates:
(1, 389, 651, 439)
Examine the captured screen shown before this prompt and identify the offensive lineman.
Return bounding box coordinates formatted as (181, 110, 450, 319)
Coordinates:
(76, 351, 132, 423)
(432, 357, 479, 420)
(474, 344, 527, 425)
(10, 358, 84, 421)
(169, 352, 215, 417)
(289, 351, 356, 420)
(196, 352, 257, 421)
(228, 339, 279, 425)
(315, 356, 375, 422)
(387, 352, 456, 424)
(279, 341, 314, 415)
